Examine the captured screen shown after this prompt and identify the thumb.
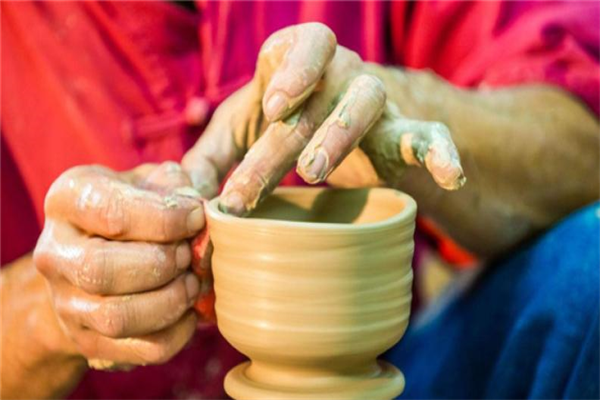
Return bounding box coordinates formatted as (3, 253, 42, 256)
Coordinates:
(182, 84, 262, 199)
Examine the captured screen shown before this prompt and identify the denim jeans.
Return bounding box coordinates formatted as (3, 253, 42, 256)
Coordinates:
(384, 202, 600, 399)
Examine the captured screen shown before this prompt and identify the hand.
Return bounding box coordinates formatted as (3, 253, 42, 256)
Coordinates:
(183, 23, 465, 216)
(33, 162, 205, 369)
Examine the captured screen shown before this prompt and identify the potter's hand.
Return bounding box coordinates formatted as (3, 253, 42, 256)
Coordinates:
(183, 23, 465, 216)
(33, 162, 204, 368)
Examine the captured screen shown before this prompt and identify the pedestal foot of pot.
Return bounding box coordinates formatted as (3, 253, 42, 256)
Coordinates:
(224, 360, 405, 400)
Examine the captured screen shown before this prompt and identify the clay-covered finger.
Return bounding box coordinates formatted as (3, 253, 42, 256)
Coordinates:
(122, 163, 158, 185)
(137, 161, 193, 194)
(45, 166, 205, 241)
(297, 75, 386, 184)
(182, 84, 260, 198)
(218, 110, 314, 216)
(398, 121, 466, 190)
(219, 49, 354, 216)
(38, 227, 191, 295)
(79, 311, 198, 368)
(60, 273, 199, 339)
(126, 161, 202, 199)
(261, 23, 337, 121)
(361, 111, 466, 190)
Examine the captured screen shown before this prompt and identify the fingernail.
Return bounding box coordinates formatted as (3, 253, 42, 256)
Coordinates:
(265, 92, 288, 120)
(299, 151, 328, 184)
(185, 274, 200, 302)
(219, 192, 247, 216)
(175, 243, 191, 270)
(187, 207, 205, 233)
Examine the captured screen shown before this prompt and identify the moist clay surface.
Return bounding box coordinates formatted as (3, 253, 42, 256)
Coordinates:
(207, 187, 417, 400)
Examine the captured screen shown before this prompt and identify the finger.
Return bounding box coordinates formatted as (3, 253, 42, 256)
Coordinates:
(138, 161, 193, 194)
(122, 163, 158, 185)
(37, 222, 192, 295)
(399, 121, 466, 190)
(59, 273, 199, 338)
(182, 84, 261, 198)
(261, 23, 337, 121)
(81, 311, 198, 367)
(362, 113, 466, 190)
(125, 162, 199, 197)
(45, 166, 204, 241)
(219, 48, 356, 216)
(218, 109, 313, 216)
(181, 154, 219, 199)
(296, 75, 386, 184)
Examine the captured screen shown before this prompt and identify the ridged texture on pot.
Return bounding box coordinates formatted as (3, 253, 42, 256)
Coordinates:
(207, 188, 416, 399)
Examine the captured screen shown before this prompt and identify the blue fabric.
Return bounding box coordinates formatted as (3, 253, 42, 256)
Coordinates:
(384, 202, 600, 399)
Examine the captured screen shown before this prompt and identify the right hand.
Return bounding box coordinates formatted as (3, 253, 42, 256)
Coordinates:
(33, 162, 205, 369)
(183, 23, 465, 217)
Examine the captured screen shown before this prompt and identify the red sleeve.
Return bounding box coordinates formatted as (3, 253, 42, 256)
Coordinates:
(393, 1, 599, 115)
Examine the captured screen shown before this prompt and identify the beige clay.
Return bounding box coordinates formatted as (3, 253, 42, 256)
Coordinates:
(207, 187, 417, 400)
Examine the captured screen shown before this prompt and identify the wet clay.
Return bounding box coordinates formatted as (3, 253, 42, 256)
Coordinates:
(207, 187, 417, 400)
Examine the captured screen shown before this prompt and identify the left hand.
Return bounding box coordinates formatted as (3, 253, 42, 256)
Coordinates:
(34, 162, 206, 369)
(182, 23, 465, 216)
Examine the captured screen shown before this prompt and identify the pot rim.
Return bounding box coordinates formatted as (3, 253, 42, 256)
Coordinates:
(206, 187, 416, 233)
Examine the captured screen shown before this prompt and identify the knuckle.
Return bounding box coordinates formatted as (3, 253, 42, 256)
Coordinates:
(33, 251, 53, 277)
(170, 279, 191, 314)
(430, 121, 450, 136)
(44, 169, 78, 215)
(337, 47, 362, 67)
(33, 225, 61, 277)
(52, 294, 77, 325)
(159, 161, 181, 173)
(33, 241, 52, 275)
(94, 301, 127, 338)
(353, 75, 386, 109)
(260, 26, 292, 58)
(355, 74, 385, 94)
(98, 190, 127, 238)
(79, 242, 112, 294)
(158, 210, 181, 242)
(289, 118, 315, 142)
(305, 22, 336, 47)
(151, 244, 176, 276)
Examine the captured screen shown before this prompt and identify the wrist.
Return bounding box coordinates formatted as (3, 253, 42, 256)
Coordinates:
(1, 256, 87, 398)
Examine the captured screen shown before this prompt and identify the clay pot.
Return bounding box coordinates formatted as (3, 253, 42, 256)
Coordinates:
(206, 187, 417, 400)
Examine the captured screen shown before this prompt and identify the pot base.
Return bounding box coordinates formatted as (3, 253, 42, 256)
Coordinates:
(224, 361, 405, 400)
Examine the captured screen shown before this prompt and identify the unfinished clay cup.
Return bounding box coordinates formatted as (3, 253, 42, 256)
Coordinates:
(206, 187, 417, 400)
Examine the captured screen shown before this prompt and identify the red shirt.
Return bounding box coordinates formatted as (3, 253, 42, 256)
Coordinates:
(2, 1, 598, 398)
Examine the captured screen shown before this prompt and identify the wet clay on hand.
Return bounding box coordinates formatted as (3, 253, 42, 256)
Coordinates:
(207, 187, 417, 400)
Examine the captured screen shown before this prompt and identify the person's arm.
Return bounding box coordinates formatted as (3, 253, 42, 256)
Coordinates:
(1, 255, 86, 399)
(367, 68, 600, 256)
